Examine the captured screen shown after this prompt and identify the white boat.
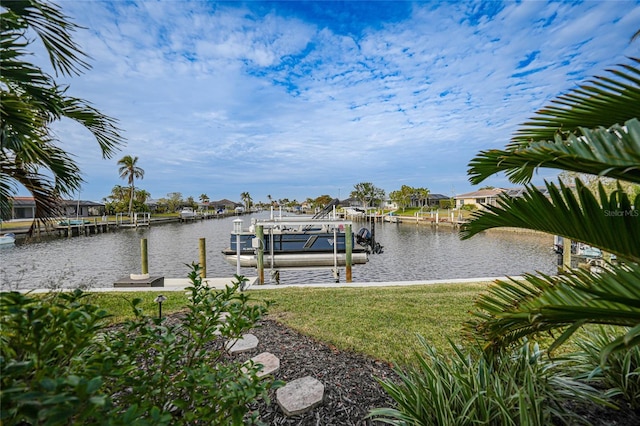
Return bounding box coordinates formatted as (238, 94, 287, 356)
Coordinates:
(0, 233, 16, 245)
(179, 207, 197, 220)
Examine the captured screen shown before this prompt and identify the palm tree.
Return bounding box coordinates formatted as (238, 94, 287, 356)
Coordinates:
(240, 192, 252, 212)
(461, 57, 640, 357)
(117, 155, 144, 216)
(0, 0, 123, 233)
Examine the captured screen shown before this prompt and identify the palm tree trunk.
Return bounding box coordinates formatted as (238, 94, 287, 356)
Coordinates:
(128, 185, 134, 216)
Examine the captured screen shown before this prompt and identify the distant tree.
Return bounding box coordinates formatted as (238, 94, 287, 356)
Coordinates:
(166, 192, 183, 212)
(558, 171, 640, 199)
(415, 187, 430, 208)
(479, 185, 495, 190)
(1, 0, 123, 233)
(351, 182, 385, 209)
(135, 189, 150, 204)
(185, 196, 196, 209)
(267, 194, 273, 206)
(241, 192, 252, 211)
(117, 155, 144, 216)
(199, 193, 209, 204)
(389, 185, 414, 212)
(107, 185, 128, 202)
(314, 194, 333, 207)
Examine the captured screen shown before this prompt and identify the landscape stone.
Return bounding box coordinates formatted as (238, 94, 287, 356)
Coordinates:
(241, 352, 280, 378)
(276, 376, 324, 416)
(225, 333, 259, 354)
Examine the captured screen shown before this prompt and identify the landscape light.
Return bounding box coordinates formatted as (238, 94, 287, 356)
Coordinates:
(154, 294, 167, 319)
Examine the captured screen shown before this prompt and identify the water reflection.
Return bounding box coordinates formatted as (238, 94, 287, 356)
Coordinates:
(0, 213, 556, 290)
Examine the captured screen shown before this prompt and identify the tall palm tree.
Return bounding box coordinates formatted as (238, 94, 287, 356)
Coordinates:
(240, 191, 252, 212)
(117, 155, 144, 216)
(461, 57, 640, 357)
(0, 0, 123, 233)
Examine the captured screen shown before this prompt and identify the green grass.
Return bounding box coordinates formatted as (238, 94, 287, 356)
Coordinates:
(82, 282, 489, 366)
(251, 284, 487, 366)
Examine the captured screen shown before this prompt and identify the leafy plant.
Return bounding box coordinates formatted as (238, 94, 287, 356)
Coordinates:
(460, 57, 640, 356)
(567, 326, 640, 409)
(1, 263, 279, 425)
(369, 336, 604, 426)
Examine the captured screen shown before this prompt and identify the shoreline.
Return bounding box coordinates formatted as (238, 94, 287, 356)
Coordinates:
(19, 275, 511, 293)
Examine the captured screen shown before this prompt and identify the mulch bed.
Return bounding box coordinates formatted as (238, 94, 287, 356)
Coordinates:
(237, 317, 399, 425)
(162, 313, 639, 425)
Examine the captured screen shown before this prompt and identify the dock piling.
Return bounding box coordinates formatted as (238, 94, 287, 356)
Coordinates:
(346, 224, 352, 282)
(141, 238, 149, 275)
(256, 225, 264, 285)
(199, 238, 207, 278)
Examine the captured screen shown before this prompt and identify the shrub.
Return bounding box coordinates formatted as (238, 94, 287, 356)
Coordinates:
(369, 336, 604, 426)
(567, 326, 640, 410)
(0, 263, 280, 425)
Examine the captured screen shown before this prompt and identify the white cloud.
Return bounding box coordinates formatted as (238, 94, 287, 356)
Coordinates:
(26, 0, 640, 203)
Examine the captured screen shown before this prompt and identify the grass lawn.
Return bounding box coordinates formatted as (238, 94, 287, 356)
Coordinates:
(85, 282, 490, 367)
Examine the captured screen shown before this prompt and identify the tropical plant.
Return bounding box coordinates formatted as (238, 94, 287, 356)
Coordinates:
(370, 336, 603, 426)
(567, 326, 640, 409)
(240, 191, 252, 211)
(0, 0, 123, 233)
(461, 57, 640, 357)
(117, 155, 144, 216)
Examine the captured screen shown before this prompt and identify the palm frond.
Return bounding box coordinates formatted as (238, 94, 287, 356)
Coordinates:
(467, 59, 640, 185)
(512, 58, 640, 145)
(466, 263, 640, 356)
(1, 0, 90, 76)
(468, 119, 640, 185)
(460, 180, 640, 263)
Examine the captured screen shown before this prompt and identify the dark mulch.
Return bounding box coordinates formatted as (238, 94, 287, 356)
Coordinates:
(237, 318, 399, 425)
(162, 313, 639, 425)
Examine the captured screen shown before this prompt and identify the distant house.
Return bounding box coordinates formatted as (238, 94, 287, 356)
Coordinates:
(7, 196, 36, 220)
(211, 199, 241, 212)
(454, 188, 505, 209)
(408, 193, 449, 208)
(4, 197, 105, 220)
(60, 199, 105, 217)
(454, 187, 554, 209)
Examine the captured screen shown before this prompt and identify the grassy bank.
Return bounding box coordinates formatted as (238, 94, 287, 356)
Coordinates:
(86, 282, 489, 366)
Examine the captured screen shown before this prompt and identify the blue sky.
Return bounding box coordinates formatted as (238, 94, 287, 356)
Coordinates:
(33, 0, 640, 204)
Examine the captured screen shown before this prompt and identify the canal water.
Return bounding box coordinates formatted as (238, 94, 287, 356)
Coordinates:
(0, 212, 557, 291)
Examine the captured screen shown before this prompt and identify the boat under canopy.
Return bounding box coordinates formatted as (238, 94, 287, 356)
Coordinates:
(222, 216, 372, 270)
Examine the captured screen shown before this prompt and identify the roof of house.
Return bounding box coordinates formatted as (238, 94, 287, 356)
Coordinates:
(454, 189, 505, 199)
(427, 193, 449, 200)
(11, 197, 103, 207)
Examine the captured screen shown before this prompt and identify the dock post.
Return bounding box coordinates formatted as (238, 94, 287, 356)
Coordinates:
(199, 238, 207, 278)
(256, 225, 264, 284)
(141, 238, 149, 275)
(345, 224, 352, 282)
(562, 238, 572, 272)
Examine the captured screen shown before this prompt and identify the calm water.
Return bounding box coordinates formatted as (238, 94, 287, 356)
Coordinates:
(0, 212, 557, 290)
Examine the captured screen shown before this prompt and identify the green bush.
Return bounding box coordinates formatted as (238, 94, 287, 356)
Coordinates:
(1, 264, 280, 425)
(568, 326, 640, 410)
(369, 336, 604, 426)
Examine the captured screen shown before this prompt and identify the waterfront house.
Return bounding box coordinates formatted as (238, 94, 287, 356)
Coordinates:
(4, 197, 105, 220)
(454, 189, 505, 209)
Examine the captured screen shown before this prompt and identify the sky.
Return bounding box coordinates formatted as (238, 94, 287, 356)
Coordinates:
(27, 0, 640, 204)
